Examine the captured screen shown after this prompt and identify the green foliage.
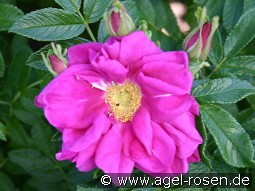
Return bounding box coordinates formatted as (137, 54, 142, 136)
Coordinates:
(219, 56, 255, 76)
(193, 78, 255, 104)
(9, 8, 85, 41)
(54, 0, 81, 13)
(0, 122, 7, 141)
(0, 51, 4, 77)
(0, 3, 23, 31)
(243, 0, 255, 12)
(77, 187, 103, 191)
(135, 0, 182, 50)
(0, 173, 15, 191)
(223, 0, 243, 33)
(224, 7, 255, 58)
(83, 0, 112, 23)
(208, 30, 223, 65)
(200, 104, 254, 168)
(205, 0, 225, 18)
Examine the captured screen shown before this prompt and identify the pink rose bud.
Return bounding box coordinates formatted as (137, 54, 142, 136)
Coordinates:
(104, 0, 135, 36)
(41, 43, 67, 77)
(49, 55, 66, 74)
(184, 8, 219, 61)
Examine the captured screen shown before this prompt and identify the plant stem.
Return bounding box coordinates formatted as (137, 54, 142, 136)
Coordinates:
(12, 91, 21, 104)
(77, 10, 97, 42)
(26, 80, 43, 89)
(0, 100, 10, 106)
(207, 58, 226, 78)
(52, 157, 73, 191)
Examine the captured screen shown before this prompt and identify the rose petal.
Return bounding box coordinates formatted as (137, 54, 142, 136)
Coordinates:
(132, 107, 153, 155)
(68, 42, 102, 66)
(136, 73, 187, 96)
(187, 149, 201, 163)
(118, 31, 162, 73)
(160, 157, 189, 174)
(142, 61, 193, 92)
(145, 94, 192, 122)
(35, 64, 106, 130)
(140, 51, 189, 69)
(62, 114, 111, 152)
(91, 57, 128, 83)
(163, 118, 202, 159)
(95, 124, 134, 173)
(76, 142, 97, 172)
(56, 143, 77, 162)
(131, 122, 176, 173)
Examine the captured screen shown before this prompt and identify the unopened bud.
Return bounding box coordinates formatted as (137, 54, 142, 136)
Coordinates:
(42, 43, 67, 76)
(184, 7, 219, 61)
(49, 55, 66, 74)
(104, 0, 135, 36)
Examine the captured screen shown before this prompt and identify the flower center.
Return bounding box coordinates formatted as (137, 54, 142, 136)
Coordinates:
(106, 81, 142, 122)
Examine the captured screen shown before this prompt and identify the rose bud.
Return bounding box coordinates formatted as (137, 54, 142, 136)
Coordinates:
(104, 0, 135, 36)
(49, 55, 66, 74)
(41, 43, 67, 76)
(184, 7, 219, 61)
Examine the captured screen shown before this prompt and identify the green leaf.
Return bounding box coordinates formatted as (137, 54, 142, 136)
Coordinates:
(198, 119, 212, 168)
(122, 0, 139, 24)
(31, 122, 58, 156)
(26, 44, 53, 71)
(0, 51, 4, 77)
(28, 177, 66, 191)
(11, 35, 28, 57)
(77, 186, 103, 191)
(97, 19, 108, 42)
(192, 78, 255, 104)
(205, 0, 225, 18)
(0, 172, 16, 191)
(200, 104, 255, 167)
(224, 7, 255, 58)
(188, 162, 211, 174)
(0, 122, 6, 141)
(9, 8, 85, 41)
(219, 56, 255, 76)
(223, 0, 243, 33)
(83, 0, 112, 23)
(8, 46, 32, 91)
(0, 3, 23, 31)
(193, 0, 207, 6)
(208, 30, 223, 65)
(247, 94, 255, 110)
(54, 0, 81, 13)
(8, 149, 63, 182)
(242, 118, 255, 140)
(244, 0, 255, 12)
(135, 0, 182, 41)
(7, 118, 31, 147)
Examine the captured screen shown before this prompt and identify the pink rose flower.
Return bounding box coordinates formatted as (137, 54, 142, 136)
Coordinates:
(35, 31, 202, 175)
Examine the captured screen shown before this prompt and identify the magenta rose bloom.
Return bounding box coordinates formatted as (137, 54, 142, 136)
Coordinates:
(35, 31, 202, 175)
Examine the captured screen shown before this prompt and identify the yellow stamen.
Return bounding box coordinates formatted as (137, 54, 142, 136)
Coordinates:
(106, 81, 142, 122)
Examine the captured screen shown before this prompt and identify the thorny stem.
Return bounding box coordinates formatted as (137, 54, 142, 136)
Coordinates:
(77, 10, 97, 42)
